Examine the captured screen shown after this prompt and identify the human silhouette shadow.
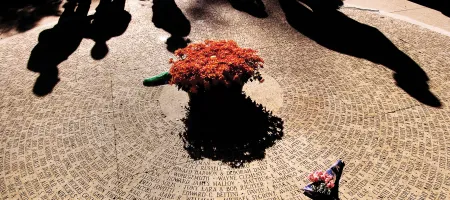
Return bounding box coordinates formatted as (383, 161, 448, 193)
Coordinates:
(28, 0, 91, 96)
(180, 87, 284, 168)
(279, 0, 441, 107)
(28, 0, 131, 96)
(87, 0, 131, 60)
(408, 0, 450, 17)
(152, 0, 191, 52)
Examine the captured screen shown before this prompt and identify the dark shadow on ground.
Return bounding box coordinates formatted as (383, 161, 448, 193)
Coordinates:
(28, 0, 91, 96)
(87, 0, 131, 60)
(180, 87, 284, 168)
(228, 0, 268, 18)
(0, 0, 62, 33)
(409, 0, 450, 17)
(152, 0, 191, 52)
(152, 0, 269, 52)
(28, 0, 131, 96)
(280, 0, 441, 107)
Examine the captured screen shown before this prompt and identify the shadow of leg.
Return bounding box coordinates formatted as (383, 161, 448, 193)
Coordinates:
(152, 0, 190, 52)
(27, 0, 91, 96)
(89, 0, 131, 59)
(394, 73, 441, 107)
(91, 41, 109, 60)
(33, 67, 60, 96)
(280, 0, 441, 108)
(152, 0, 190, 37)
(166, 36, 190, 53)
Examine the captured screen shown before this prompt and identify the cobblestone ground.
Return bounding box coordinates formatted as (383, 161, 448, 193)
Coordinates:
(1, 0, 450, 199)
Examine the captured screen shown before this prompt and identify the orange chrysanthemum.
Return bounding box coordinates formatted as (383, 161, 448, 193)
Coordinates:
(169, 40, 264, 93)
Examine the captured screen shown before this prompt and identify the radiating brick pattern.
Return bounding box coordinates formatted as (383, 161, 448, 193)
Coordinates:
(1, 0, 450, 199)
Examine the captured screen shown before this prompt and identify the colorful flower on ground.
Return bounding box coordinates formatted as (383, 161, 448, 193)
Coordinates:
(308, 170, 335, 186)
(304, 160, 344, 196)
(169, 40, 264, 93)
(308, 173, 319, 182)
(326, 182, 335, 188)
(316, 171, 323, 177)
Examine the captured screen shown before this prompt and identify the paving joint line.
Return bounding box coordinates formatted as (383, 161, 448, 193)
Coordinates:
(341, 6, 379, 12)
(390, 7, 425, 13)
(384, 104, 421, 114)
(356, 100, 442, 123)
(109, 69, 120, 188)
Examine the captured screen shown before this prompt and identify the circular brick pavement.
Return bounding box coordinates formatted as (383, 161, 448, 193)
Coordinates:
(1, 1, 450, 199)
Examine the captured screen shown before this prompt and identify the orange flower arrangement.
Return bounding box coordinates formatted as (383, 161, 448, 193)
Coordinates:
(169, 40, 264, 93)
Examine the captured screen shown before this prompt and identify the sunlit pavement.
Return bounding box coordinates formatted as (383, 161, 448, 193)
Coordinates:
(1, 0, 450, 199)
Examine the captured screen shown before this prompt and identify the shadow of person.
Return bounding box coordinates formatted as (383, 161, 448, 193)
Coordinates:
(228, 0, 268, 18)
(27, 0, 91, 96)
(152, 0, 191, 53)
(279, 0, 441, 107)
(87, 0, 131, 60)
(180, 87, 284, 168)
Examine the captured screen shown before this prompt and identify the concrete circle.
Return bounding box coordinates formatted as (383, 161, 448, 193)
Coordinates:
(158, 85, 188, 122)
(159, 71, 283, 121)
(243, 71, 283, 115)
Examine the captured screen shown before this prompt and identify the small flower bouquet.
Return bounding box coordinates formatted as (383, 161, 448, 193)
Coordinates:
(303, 160, 345, 199)
(307, 170, 335, 195)
(168, 40, 264, 93)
